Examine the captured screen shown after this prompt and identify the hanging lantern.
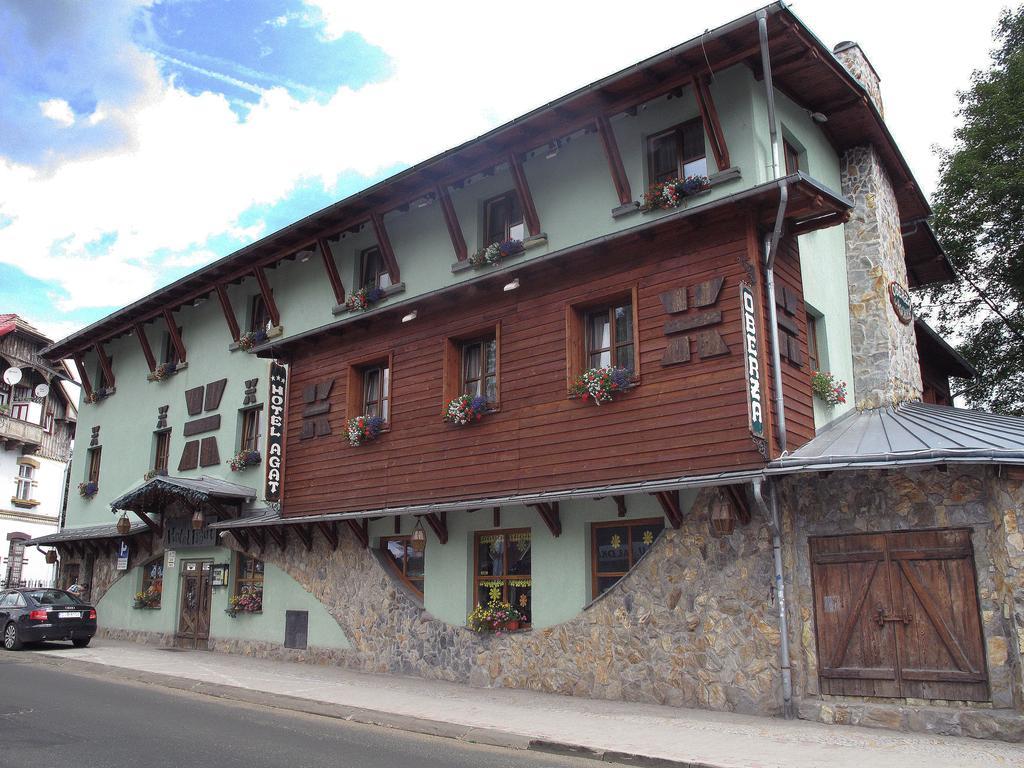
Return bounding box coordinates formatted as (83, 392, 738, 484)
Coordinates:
(191, 509, 205, 530)
(410, 518, 427, 552)
(116, 512, 131, 536)
(710, 501, 735, 537)
(45, 549, 58, 565)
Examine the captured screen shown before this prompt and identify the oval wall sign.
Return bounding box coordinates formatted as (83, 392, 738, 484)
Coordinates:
(888, 281, 913, 325)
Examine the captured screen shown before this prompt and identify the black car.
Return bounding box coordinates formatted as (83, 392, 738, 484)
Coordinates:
(0, 588, 97, 650)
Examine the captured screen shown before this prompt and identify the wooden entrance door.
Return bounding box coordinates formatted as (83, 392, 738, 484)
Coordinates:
(176, 559, 213, 650)
(810, 529, 988, 701)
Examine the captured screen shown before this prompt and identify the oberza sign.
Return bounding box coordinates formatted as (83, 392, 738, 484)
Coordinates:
(265, 362, 287, 503)
(740, 283, 765, 440)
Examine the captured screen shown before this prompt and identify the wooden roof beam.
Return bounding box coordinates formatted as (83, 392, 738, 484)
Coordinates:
(437, 185, 467, 262)
(162, 309, 187, 364)
(724, 485, 752, 527)
(318, 239, 346, 305)
(694, 76, 731, 171)
(251, 527, 266, 553)
(215, 284, 241, 343)
(653, 491, 683, 529)
(293, 523, 313, 551)
(266, 524, 287, 552)
(252, 266, 281, 327)
(230, 528, 250, 551)
(423, 512, 448, 545)
(508, 151, 541, 237)
(72, 354, 94, 401)
(94, 342, 115, 389)
(316, 520, 339, 551)
(345, 518, 368, 548)
(133, 323, 156, 373)
(595, 115, 632, 206)
(371, 213, 401, 285)
(529, 502, 561, 537)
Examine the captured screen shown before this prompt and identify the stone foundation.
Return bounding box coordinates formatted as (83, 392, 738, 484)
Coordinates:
(229, 487, 784, 715)
(208, 637, 352, 666)
(98, 626, 176, 647)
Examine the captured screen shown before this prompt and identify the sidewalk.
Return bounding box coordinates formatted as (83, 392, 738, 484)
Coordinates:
(14, 639, 1021, 768)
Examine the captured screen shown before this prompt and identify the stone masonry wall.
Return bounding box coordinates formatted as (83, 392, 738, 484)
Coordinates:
(780, 467, 1022, 712)
(228, 488, 785, 716)
(840, 145, 922, 408)
(833, 42, 885, 117)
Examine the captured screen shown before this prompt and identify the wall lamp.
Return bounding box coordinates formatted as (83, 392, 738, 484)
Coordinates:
(503, 278, 520, 292)
(545, 141, 560, 159)
(402, 310, 418, 323)
(809, 111, 828, 123)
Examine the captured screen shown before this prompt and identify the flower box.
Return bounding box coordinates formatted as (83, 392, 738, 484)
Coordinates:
(570, 366, 634, 405)
(226, 585, 262, 616)
(467, 239, 524, 269)
(640, 175, 710, 211)
(347, 415, 385, 446)
(228, 449, 262, 471)
(345, 286, 386, 312)
(150, 361, 177, 382)
(811, 371, 848, 407)
(443, 394, 489, 426)
(85, 387, 113, 404)
(78, 481, 98, 499)
(237, 329, 268, 352)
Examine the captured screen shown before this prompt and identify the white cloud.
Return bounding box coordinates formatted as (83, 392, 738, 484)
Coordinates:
(39, 98, 75, 127)
(0, 0, 1009, 329)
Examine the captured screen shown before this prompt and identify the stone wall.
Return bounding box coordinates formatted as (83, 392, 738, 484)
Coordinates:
(840, 144, 922, 408)
(779, 466, 1023, 712)
(833, 42, 885, 117)
(229, 488, 785, 715)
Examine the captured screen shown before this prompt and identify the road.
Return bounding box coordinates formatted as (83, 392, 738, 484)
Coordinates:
(0, 655, 605, 768)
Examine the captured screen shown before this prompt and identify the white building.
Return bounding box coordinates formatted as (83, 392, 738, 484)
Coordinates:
(0, 315, 77, 588)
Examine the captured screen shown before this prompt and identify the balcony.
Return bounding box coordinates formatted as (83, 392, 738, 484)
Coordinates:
(0, 415, 43, 452)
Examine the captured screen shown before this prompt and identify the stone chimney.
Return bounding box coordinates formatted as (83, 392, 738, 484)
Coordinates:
(833, 41, 884, 118)
(836, 43, 922, 410)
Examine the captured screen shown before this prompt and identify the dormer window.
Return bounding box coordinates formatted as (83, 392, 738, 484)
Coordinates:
(483, 191, 525, 245)
(360, 246, 393, 291)
(647, 118, 707, 183)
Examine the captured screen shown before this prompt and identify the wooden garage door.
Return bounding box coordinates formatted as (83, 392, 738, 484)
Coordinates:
(810, 529, 988, 701)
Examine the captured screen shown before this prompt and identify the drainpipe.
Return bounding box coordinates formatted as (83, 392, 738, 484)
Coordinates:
(753, 477, 794, 718)
(757, 8, 789, 454)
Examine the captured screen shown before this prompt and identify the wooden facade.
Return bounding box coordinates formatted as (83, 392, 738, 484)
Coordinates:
(282, 211, 815, 518)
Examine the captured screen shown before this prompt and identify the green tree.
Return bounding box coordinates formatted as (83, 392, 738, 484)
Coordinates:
(926, 6, 1024, 415)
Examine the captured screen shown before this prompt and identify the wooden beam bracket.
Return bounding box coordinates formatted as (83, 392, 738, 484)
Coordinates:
(317, 520, 339, 551)
(346, 518, 369, 549)
(266, 525, 287, 552)
(252, 266, 281, 328)
(134, 323, 157, 373)
(652, 491, 683, 529)
(529, 502, 561, 537)
(507, 151, 542, 237)
(370, 213, 401, 285)
(94, 342, 115, 390)
(132, 510, 163, 537)
(423, 512, 448, 545)
(724, 485, 752, 526)
(162, 309, 187, 364)
(215, 284, 241, 342)
(612, 495, 627, 518)
(595, 115, 633, 206)
(694, 77, 731, 171)
(318, 239, 346, 305)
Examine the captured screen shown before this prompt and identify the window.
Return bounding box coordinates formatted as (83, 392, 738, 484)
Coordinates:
(362, 364, 390, 421)
(807, 313, 820, 372)
(153, 431, 170, 473)
(359, 246, 393, 291)
(784, 139, 801, 175)
(140, 557, 164, 607)
(234, 553, 264, 611)
(585, 302, 635, 371)
(591, 519, 664, 597)
(10, 402, 29, 421)
(43, 412, 54, 433)
(162, 329, 182, 365)
(249, 294, 270, 334)
(380, 536, 424, 598)
(647, 119, 707, 183)
(461, 336, 497, 404)
(240, 408, 262, 452)
(87, 447, 101, 484)
(15, 464, 33, 501)
(483, 191, 525, 246)
(474, 529, 531, 625)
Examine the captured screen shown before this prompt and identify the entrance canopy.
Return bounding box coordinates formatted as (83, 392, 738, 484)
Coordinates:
(109, 475, 258, 516)
(26, 519, 149, 547)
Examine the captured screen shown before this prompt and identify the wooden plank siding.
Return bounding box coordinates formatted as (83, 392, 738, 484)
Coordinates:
(282, 218, 771, 517)
(763, 234, 816, 452)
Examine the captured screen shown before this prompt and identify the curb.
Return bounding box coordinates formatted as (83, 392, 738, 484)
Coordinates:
(10, 652, 711, 768)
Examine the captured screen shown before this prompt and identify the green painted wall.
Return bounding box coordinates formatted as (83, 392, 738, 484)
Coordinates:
(369, 494, 695, 629)
(96, 545, 350, 649)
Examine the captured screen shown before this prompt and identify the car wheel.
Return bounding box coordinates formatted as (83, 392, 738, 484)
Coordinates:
(3, 622, 22, 651)
(71, 637, 91, 648)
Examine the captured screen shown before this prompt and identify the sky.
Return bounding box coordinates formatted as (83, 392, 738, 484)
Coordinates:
(0, 0, 1010, 344)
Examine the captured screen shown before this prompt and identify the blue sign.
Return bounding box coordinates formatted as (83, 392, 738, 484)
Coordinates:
(116, 540, 129, 571)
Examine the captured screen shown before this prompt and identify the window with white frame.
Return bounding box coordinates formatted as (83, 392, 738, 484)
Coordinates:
(15, 464, 34, 501)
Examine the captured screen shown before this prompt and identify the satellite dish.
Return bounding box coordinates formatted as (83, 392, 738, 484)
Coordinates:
(34, 383, 50, 398)
(3, 367, 22, 386)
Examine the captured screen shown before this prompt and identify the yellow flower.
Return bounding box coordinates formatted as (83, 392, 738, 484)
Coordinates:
(610, 534, 622, 548)
(642, 530, 654, 545)
(489, 586, 501, 601)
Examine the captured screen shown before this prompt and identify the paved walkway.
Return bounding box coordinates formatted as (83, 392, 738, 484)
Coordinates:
(17, 639, 1022, 767)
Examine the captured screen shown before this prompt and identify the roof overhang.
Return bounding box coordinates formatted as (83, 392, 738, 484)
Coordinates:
(915, 319, 976, 380)
(257, 173, 851, 360)
(108, 475, 258, 515)
(26, 520, 149, 547)
(902, 219, 955, 288)
(41, 2, 937, 361)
